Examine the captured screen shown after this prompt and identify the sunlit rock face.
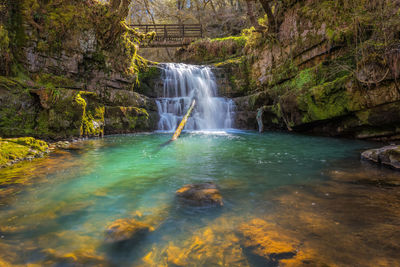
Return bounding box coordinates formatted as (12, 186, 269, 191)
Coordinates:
(176, 182, 223, 207)
(362, 145, 400, 170)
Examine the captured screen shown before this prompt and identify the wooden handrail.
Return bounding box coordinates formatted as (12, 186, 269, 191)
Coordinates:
(131, 24, 203, 47)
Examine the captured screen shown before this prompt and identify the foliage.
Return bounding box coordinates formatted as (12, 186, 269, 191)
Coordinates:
(126, 0, 257, 38)
(74, 92, 104, 137)
(176, 35, 248, 63)
(0, 0, 155, 78)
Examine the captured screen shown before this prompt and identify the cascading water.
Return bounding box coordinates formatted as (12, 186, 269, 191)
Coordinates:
(156, 63, 235, 131)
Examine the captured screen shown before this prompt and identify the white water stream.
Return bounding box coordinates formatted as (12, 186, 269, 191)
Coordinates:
(156, 63, 235, 131)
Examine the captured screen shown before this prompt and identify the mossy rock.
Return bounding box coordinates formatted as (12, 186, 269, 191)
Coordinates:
(105, 218, 154, 244)
(176, 182, 223, 207)
(104, 106, 150, 134)
(0, 137, 48, 167)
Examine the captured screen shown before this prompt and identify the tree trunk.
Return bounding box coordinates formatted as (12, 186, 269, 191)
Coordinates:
(246, 0, 265, 31)
(110, 0, 130, 18)
(171, 100, 196, 141)
(258, 0, 277, 32)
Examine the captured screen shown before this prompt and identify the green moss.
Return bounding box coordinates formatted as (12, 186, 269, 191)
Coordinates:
(6, 137, 48, 152)
(94, 106, 105, 121)
(0, 76, 19, 90)
(356, 110, 371, 125)
(0, 25, 11, 73)
(8, 1, 26, 62)
(271, 103, 283, 119)
(74, 93, 87, 110)
(35, 73, 75, 88)
(298, 74, 351, 123)
(73, 92, 104, 137)
(213, 57, 245, 68)
(0, 141, 30, 166)
(178, 35, 247, 64)
(120, 107, 149, 130)
(138, 65, 159, 80)
(136, 65, 161, 90)
(268, 61, 299, 88)
(210, 36, 248, 47)
(0, 137, 48, 167)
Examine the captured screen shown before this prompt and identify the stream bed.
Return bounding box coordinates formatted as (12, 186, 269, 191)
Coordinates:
(0, 131, 399, 266)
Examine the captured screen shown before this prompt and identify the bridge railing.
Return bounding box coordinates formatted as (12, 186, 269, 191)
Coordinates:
(130, 24, 203, 47)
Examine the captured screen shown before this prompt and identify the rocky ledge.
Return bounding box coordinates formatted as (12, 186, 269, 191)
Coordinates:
(361, 145, 400, 170)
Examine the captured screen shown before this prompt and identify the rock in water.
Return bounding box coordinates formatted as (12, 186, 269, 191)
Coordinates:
(176, 182, 223, 207)
(238, 219, 298, 264)
(104, 218, 154, 243)
(361, 145, 400, 170)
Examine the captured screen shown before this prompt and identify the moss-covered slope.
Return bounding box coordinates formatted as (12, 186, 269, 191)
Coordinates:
(0, 137, 48, 167)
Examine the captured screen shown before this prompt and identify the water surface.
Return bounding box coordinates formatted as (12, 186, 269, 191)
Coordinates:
(0, 131, 399, 266)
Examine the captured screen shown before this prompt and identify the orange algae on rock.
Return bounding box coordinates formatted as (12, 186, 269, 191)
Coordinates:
(141, 216, 249, 266)
(42, 248, 108, 266)
(105, 218, 154, 243)
(238, 218, 298, 261)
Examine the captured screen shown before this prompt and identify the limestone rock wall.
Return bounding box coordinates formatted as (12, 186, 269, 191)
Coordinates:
(224, 1, 400, 141)
(0, 0, 159, 139)
(0, 78, 158, 140)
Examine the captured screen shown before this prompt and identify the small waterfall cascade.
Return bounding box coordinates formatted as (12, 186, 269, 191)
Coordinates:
(156, 63, 235, 131)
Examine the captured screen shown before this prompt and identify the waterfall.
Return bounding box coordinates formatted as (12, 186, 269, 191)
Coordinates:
(156, 63, 235, 131)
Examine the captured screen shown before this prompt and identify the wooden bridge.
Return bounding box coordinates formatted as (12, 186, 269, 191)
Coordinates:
(130, 24, 203, 47)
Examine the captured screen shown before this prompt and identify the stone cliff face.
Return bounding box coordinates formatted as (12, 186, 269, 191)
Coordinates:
(177, 0, 400, 141)
(0, 79, 159, 139)
(0, 0, 158, 140)
(238, 0, 400, 141)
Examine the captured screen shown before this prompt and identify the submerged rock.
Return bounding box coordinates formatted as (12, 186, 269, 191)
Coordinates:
(141, 216, 249, 266)
(361, 145, 400, 170)
(43, 248, 108, 266)
(104, 218, 154, 243)
(238, 218, 298, 263)
(176, 182, 223, 207)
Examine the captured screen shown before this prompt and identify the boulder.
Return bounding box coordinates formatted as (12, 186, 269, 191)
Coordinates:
(238, 218, 298, 263)
(176, 182, 223, 207)
(361, 145, 400, 170)
(104, 218, 154, 243)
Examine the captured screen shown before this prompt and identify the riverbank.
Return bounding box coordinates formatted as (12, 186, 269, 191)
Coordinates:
(0, 137, 49, 168)
(0, 136, 97, 168)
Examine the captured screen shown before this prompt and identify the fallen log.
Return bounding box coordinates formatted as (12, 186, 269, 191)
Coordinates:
(171, 99, 196, 141)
